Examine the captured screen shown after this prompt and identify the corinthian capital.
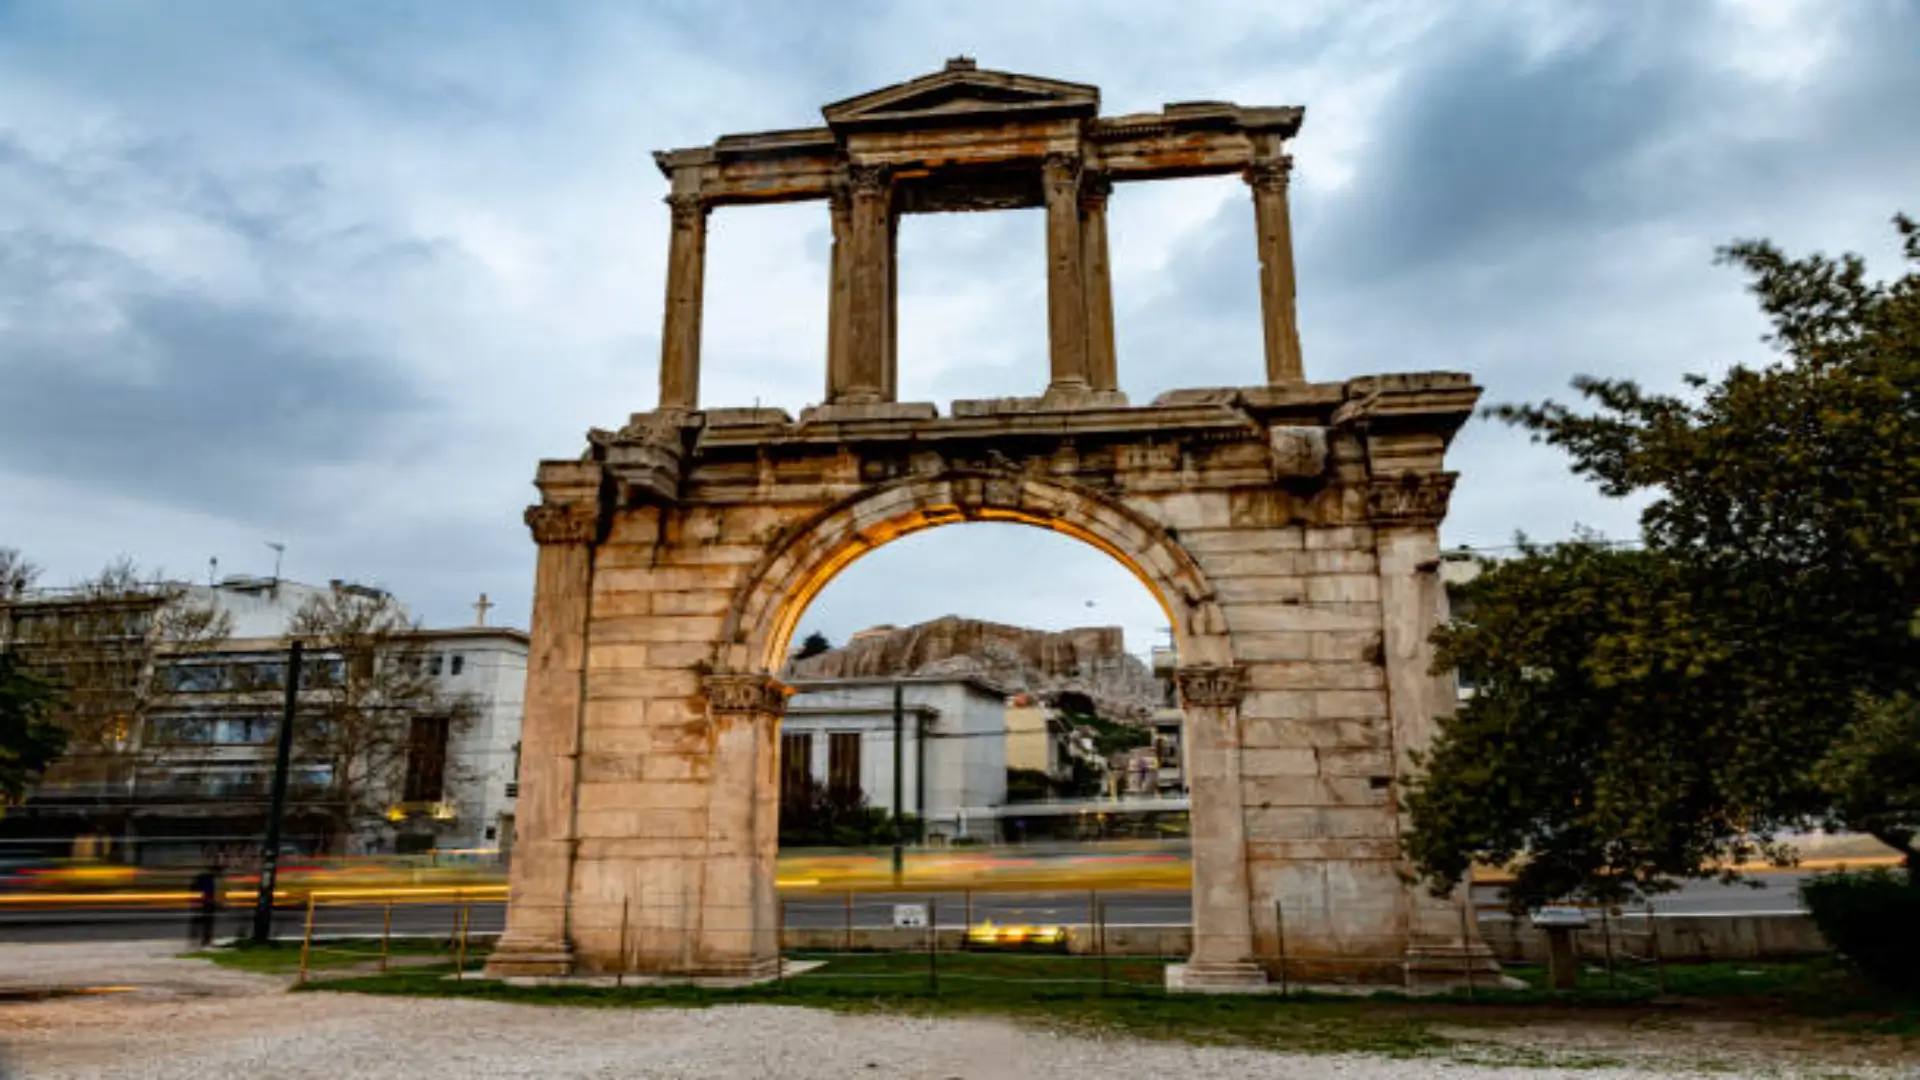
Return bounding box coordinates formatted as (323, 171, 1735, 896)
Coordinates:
(1176, 665, 1248, 709)
(1365, 472, 1458, 527)
(703, 672, 793, 716)
(1079, 171, 1113, 211)
(665, 192, 708, 228)
(846, 163, 890, 196)
(1042, 151, 1082, 195)
(524, 503, 600, 546)
(1243, 155, 1293, 194)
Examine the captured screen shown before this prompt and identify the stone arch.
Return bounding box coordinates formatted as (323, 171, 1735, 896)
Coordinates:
(712, 469, 1233, 676)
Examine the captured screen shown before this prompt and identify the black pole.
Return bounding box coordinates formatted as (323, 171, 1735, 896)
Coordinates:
(915, 713, 926, 844)
(891, 683, 904, 884)
(252, 639, 302, 944)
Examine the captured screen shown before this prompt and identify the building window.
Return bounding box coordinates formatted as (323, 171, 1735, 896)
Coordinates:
(828, 732, 861, 799)
(402, 715, 451, 802)
(450, 654, 464, 676)
(428, 655, 443, 677)
(780, 732, 812, 806)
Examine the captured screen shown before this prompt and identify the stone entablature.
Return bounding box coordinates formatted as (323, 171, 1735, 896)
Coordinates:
(650, 57, 1308, 415)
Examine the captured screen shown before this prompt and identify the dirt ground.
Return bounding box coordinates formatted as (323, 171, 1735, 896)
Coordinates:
(2, 941, 1915, 1079)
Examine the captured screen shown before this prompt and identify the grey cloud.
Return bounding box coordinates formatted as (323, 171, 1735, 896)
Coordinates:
(0, 240, 423, 521)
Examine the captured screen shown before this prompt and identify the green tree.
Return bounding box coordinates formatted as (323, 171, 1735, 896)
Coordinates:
(794, 631, 833, 661)
(0, 650, 65, 805)
(1407, 215, 1920, 906)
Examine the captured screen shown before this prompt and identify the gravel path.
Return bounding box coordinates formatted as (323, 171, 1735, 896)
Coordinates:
(0, 942, 1901, 1079)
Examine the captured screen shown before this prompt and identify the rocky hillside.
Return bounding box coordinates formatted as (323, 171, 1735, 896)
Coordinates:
(784, 615, 1163, 722)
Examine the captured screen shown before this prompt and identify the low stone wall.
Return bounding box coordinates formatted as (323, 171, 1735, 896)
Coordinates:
(783, 915, 1828, 964)
(780, 925, 1191, 956)
(1476, 914, 1830, 964)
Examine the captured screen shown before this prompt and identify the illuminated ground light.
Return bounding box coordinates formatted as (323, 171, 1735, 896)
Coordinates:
(964, 920, 1069, 952)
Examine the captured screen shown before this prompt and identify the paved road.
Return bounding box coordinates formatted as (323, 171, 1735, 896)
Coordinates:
(0, 872, 1813, 945)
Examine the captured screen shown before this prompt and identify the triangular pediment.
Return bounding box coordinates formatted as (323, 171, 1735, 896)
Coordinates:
(824, 60, 1098, 128)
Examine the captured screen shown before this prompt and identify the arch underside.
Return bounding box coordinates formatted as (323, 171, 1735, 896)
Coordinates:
(716, 470, 1233, 676)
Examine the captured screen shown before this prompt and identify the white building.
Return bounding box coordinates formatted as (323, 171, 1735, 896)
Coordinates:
(781, 675, 1009, 842)
(408, 626, 526, 856)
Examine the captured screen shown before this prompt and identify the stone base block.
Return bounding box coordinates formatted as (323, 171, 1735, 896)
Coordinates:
(1403, 944, 1511, 991)
(1165, 961, 1271, 994)
(800, 401, 940, 423)
(498, 959, 817, 990)
(482, 949, 575, 979)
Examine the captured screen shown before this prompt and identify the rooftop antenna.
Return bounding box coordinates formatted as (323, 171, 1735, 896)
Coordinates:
(266, 542, 286, 584)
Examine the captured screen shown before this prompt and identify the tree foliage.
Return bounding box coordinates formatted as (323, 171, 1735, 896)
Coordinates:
(0, 650, 65, 804)
(794, 631, 833, 661)
(1407, 215, 1920, 905)
(287, 587, 476, 848)
(777, 772, 911, 848)
(0, 555, 231, 790)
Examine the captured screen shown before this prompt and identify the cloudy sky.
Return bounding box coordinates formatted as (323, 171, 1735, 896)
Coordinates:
(2, 1, 1915, 658)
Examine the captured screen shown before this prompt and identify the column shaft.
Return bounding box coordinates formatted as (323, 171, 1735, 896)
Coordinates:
(486, 503, 599, 977)
(1247, 158, 1304, 384)
(838, 165, 891, 403)
(825, 187, 852, 400)
(1080, 176, 1118, 393)
(658, 194, 709, 410)
(1043, 153, 1090, 393)
(883, 210, 899, 401)
(1176, 665, 1263, 982)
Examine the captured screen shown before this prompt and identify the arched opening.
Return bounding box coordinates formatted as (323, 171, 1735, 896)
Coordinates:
(719, 476, 1226, 942)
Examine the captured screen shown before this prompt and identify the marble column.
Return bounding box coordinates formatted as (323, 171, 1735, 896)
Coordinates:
(836, 164, 892, 404)
(1042, 152, 1090, 395)
(1079, 174, 1118, 394)
(825, 184, 852, 401)
(1175, 664, 1267, 988)
(484, 495, 601, 978)
(695, 672, 791, 976)
(657, 193, 709, 411)
(883, 211, 899, 402)
(1245, 156, 1304, 385)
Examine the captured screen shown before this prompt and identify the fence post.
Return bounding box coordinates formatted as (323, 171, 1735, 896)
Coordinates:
(1096, 893, 1109, 997)
(1458, 889, 1475, 1001)
(1601, 903, 1616, 991)
(1647, 898, 1665, 995)
(297, 892, 317, 986)
(616, 896, 631, 989)
(844, 891, 854, 952)
(774, 892, 786, 986)
(927, 893, 938, 995)
(455, 900, 470, 981)
(380, 893, 393, 974)
(1273, 898, 1289, 996)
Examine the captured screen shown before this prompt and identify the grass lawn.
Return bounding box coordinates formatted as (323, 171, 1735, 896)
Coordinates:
(253, 949, 1920, 1064)
(189, 938, 477, 976)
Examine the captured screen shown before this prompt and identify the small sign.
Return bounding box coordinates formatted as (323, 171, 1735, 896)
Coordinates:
(892, 904, 928, 929)
(1531, 905, 1590, 929)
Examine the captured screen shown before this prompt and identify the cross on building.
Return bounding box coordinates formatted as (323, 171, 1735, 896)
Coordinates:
(473, 593, 493, 626)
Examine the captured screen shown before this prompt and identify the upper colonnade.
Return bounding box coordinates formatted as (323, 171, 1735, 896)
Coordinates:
(650, 58, 1306, 415)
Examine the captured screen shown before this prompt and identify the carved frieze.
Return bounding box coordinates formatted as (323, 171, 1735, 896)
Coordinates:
(1176, 664, 1248, 709)
(524, 503, 601, 546)
(1366, 471, 1457, 527)
(703, 673, 793, 716)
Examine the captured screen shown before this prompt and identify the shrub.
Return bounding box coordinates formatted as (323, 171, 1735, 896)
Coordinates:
(1800, 868, 1920, 992)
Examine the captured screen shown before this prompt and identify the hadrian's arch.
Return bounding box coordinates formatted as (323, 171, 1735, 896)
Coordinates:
(488, 59, 1495, 989)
